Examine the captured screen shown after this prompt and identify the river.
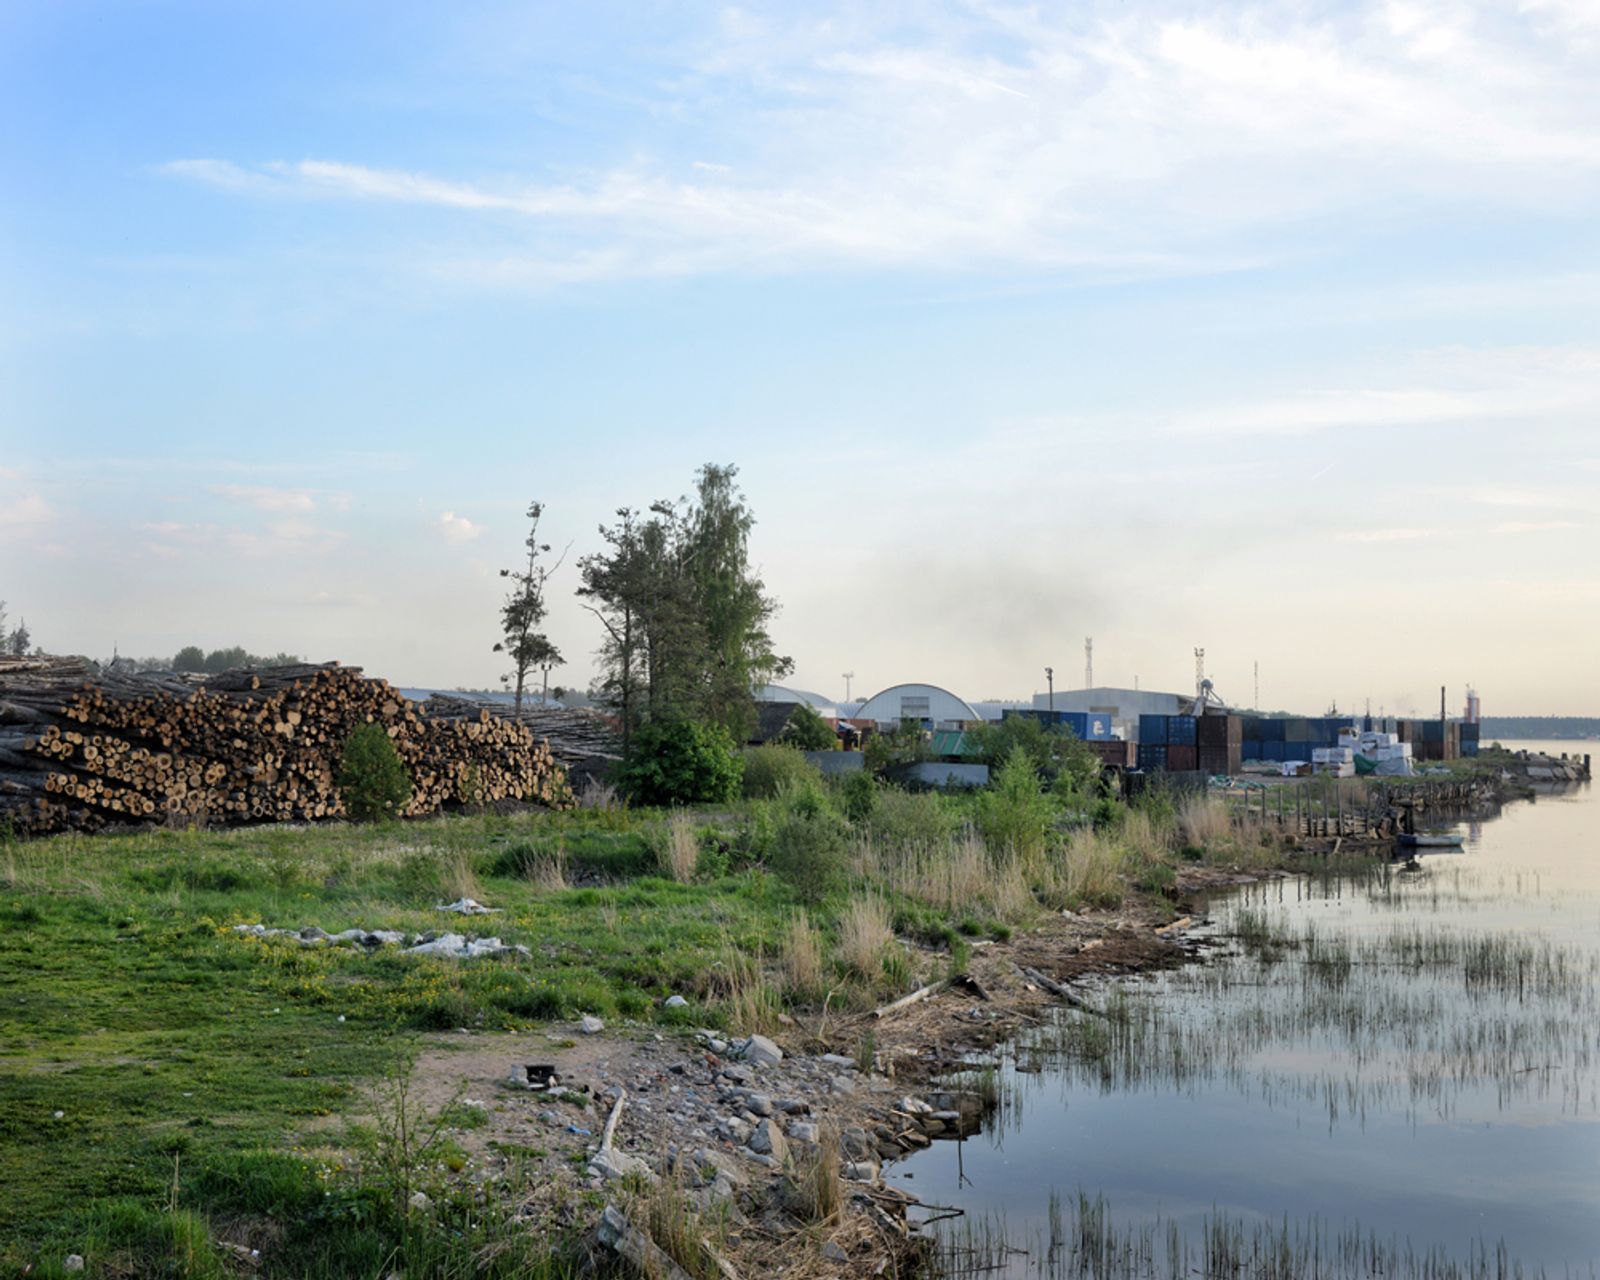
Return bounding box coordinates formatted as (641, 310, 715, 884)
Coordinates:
(891, 745, 1599, 1277)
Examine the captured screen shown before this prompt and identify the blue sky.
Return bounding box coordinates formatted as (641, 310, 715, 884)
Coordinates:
(2, 1, 1598, 714)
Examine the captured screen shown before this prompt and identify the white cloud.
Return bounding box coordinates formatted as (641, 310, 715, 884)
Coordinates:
(1493, 519, 1584, 534)
(159, 2, 1600, 283)
(1335, 527, 1443, 542)
(0, 491, 52, 526)
(433, 511, 483, 543)
(210, 484, 316, 513)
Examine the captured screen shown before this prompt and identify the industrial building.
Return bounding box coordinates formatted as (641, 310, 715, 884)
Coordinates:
(854, 682, 983, 729)
(1030, 686, 1187, 739)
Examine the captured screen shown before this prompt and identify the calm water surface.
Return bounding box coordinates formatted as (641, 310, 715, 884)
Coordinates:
(890, 745, 1599, 1271)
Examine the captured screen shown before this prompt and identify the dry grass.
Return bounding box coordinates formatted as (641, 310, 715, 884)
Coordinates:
(520, 841, 569, 892)
(1055, 829, 1127, 909)
(784, 1126, 844, 1225)
(438, 846, 482, 902)
(781, 910, 825, 1001)
(859, 830, 1036, 924)
(636, 1176, 728, 1280)
(1178, 795, 1233, 849)
(701, 944, 781, 1035)
(577, 778, 622, 811)
(661, 812, 699, 884)
(838, 895, 895, 982)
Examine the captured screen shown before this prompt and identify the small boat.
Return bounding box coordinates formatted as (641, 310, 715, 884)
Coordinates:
(1398, 832, 1465, 848)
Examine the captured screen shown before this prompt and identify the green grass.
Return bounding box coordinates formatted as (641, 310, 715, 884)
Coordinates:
(0, 781, 1324, 1277)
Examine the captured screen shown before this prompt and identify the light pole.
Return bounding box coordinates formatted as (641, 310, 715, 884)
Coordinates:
(1045, 666, 1054, 715)
(842, 671, 854, 703)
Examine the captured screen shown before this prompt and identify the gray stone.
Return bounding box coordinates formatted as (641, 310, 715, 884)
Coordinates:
(748, 1117, 789, 1163)
(692, 1147, 749, 1187)
(739, 1034, 783, 1067)
(746, 1093, 774, 1117)
(841, 1126, 873, 1159)
(821, 1241, 849, 1263)
(591, 1147, 656, 1184)
(787, 1121, 820, 1144)
(664, 994, 688, 1008)
(63, 1258, 84, 1274)
(898, 1095, 933, 1115)
(579, 1014, 605, 1035)
(829, 1075, 856, 1094)
(842, 1161, 879, 1183)
(820, 1052, 857, 1068)
(777, 1097, 809, 1114)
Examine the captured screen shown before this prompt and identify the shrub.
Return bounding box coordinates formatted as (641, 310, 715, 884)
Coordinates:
(338, 722, 413, 822)
(741, 744, 822, 799)
(836, 768, 877, 823)
(614, 720, 742, 807)
(768, 791, 851, 904)
(974, 746, 1056, 859)
(777, 704, 838, 750)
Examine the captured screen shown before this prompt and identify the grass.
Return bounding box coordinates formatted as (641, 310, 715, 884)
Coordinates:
(0, 769, 1325, 1276)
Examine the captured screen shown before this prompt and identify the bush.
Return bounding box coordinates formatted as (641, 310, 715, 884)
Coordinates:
(768, 789, 851, 904)
(836, 768, 877, 823)
(777, 704, 838, 750)
(742, 744, 822, 799)
(338, 722, 413, 822)
(613, 720, 743, 806)
(974, 746, 1056, 859)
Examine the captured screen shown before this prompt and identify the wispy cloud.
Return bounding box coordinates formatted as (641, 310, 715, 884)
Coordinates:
(1335, 527, 1443, 543)
(1493, 519, 1584, 534)
(210, 483, 316, 513)
(159, 2, 1600, 284)
(433, 511, 483, 543)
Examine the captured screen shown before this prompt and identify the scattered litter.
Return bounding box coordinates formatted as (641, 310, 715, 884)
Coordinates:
(663, 994, 688, 1009)
(52, 1110, 64, 1120)
(520, 1064, 561, 1090)
(565, 1124, 592, 1136)
(232, 924, 405, 949)
(64, 1257, 84, 1274)
(337, 1015, 346, 1023)
(436, 897, 500, 915)
(405, 933, 530, 959)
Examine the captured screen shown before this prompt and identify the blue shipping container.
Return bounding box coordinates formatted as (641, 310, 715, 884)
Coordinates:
(1136, 745, 1167, 770)
(1084, 714, 1113, 741)
(1259, 719, 1285, 742)
(1139, 714, 1169, 744)
(1262, 742, 1285, 762)
(1168, 715, 1197, 746)
(1242, 741, 1261, 761)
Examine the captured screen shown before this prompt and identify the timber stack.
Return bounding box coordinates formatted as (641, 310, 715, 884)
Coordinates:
(0, 656, 572, 836)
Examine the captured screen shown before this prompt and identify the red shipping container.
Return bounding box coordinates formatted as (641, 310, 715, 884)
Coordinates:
(1167, 744, 1197, 772)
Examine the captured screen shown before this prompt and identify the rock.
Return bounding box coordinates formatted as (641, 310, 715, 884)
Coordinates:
(692, 1147, 749, 1187)
(744, 1151, 780, 1170)
(898, 1096, 933, 1115)
(408, 1191, 433, 1212)
(579, 1015, 605, 1035)
(788, 1121, 820, 1144)
(664, 995, 688, 1008)
(841, 1127, 873, 1159)
(738, 1034, 783, 1067)
(746, 1093, 774, 1117)
(437, 897, 499, 915)
(829, 1075, 856, 1094)
(748, 1118, 789, 1163)
(820, 1053, 856, 1069)
(721, 1064, 751, 1085)
(777, 1097, 808, 1114)
(821, 1240, 849, 1262)
(709, 1038, 730, 1055)
(63, 1257, 84, 1274)
(717, 1117, 752, 1145)
(842, 1161, 879, 1183)
(591, 1147, 657, 1184)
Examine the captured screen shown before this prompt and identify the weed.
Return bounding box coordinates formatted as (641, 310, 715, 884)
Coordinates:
(660, 811, 700, 883)
(838, 895, 895, 983)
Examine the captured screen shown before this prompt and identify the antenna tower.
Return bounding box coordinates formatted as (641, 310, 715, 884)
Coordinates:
(1084, 637, 1093, 689)
(1194, 647, 1205, 698)
(1253, 660, 1259, 710)
(842, 672, 854, 703)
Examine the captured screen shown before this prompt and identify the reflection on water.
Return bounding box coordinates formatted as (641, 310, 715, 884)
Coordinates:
(895, 747, 1599, 1275)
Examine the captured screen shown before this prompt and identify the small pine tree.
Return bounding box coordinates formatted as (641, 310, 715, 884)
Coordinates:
(338, 722, 413, 822)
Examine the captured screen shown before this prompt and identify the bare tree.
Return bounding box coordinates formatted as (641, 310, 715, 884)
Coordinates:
(495, 501, 567, 715)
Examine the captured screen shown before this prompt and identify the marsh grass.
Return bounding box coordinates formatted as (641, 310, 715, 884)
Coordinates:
(781, 909, 825, 1001)
(838, 894, 896, 983)
(660, 811, 701, 883)
(932, 1193, 1554, 1280)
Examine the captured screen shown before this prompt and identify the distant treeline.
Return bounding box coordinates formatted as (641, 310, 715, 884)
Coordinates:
(108, 647, 304, 675)
(1479, 717, 1600, 741)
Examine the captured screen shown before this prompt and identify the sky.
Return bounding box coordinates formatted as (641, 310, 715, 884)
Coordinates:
(2, 0, 1598, 717)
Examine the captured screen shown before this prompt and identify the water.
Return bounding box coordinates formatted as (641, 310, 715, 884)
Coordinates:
(892, 745, 1600, 1275)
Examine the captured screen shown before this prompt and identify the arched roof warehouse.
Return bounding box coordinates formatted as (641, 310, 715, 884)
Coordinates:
(855, 683, 981, 727)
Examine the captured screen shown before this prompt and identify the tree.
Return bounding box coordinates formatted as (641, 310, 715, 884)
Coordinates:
(578, 464, 792, 747)
(778, 704, 838, 751)
(7, 619, 29, 657)
(495, 501, 566, 715)
(964, 716, 1099, 801)
(173, 646, 207, 673)
(337, 722, 413, 822)
(203, 646, 252, 673)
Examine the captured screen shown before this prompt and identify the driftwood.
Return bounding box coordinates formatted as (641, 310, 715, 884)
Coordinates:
(872, 980, 947, 1020)
(1013, 963, 1108, 1018)
(0, 656, 572, 836)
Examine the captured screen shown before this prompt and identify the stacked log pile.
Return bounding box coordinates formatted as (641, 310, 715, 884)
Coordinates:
(0, 657, 571, 836)
(421, 694, 622, 770)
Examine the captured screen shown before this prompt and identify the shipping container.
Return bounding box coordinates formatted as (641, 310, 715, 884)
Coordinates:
(1166, 744, 1197, 771)
(1168, 715, 1197, 746)
(1088, 740, 1134, 767)
(1262, 742, 1286, 762)
(1139, 714, 1169, 745)
(1136, 744, 1168, 770)
(1259, 718, 1285, 742)
(1241, 716, 1262, 741)
(1242, 741, 1262, 761)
